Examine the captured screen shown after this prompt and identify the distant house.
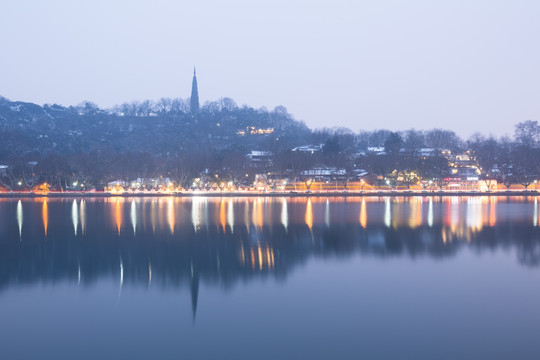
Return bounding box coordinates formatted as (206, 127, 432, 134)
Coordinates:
(237, 127, 274, 136)
(246, 151, 273, 168)
(367, 147, 386, 155)
(453, 167, 480, 179)
(107, 180, 127, 193)
(291, 144, 323, 154)
(351, 150, 367, 158)
(129, 177, 173, 190)
(450, 152, 481, 179)
(490, 164, 502, 176)
(300, 167, 346, 181)
(441, 149, 452, 159)
(352, 169, 368, 179)
(445, 151, 488, 190)
(108, 180, 127, 188)
(418, 148, 436, 157)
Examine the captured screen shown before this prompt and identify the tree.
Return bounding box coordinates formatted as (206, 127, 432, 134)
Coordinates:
(425, 128, 462, 151)
(0, 166, 16, 191)
(364, 153, 398, 189)
(470, 136, 498, 178)
(384, 132, 403, 154)
(512, 145, 537, 190)
(402, 129, 425, 156)
(417, 156, 449, 190)
(514, 120, 540, 147)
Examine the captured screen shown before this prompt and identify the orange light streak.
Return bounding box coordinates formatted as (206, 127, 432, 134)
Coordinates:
(42, 199, 48, 237)
(219, 199, 226, 233)
(359, 198, 367, 229)
(115, 198, 122, 235)
(305, 198, 313, 231)
(167, 197, 175, 235)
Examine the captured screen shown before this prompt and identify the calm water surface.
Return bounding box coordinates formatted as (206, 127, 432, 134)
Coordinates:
(1, 196, 540, 359)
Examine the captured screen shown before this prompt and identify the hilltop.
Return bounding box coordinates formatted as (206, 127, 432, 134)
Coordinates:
(0, 96, 310, 157)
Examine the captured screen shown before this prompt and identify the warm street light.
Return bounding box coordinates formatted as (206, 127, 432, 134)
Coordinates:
(305, 179, 312, 192)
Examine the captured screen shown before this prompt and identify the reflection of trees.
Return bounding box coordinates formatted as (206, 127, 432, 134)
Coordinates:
(513, 229, 540, 267)
(1, 219, 540, 298)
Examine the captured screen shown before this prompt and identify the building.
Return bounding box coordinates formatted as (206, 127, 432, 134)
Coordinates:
(449, 152, 481, 179)
(291, 144, 323, 154)
(129, 177, 173, 190)
(300, 167, 347, 181)
(367, 147, 386, 155)
(418, 148, 436, 157)
(443, 151, 497, 191)
(246, 151, 273, 168)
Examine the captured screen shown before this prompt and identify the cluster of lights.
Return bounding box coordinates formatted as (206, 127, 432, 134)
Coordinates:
(236, 127, 274, 136)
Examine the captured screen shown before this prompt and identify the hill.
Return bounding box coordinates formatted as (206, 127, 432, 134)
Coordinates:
(0, 96, 310, 157)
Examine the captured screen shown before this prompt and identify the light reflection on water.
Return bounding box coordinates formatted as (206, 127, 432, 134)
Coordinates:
(535, 197, 539, 227)
(16, 199, 22, 239)
(4, 196, 540, 240)
(0, 196, 540, 359)
(2, 196, 540, 283)
(42, 199, 48, 237)
(130, 199, 137, 235)
(72, 199, 78, 236)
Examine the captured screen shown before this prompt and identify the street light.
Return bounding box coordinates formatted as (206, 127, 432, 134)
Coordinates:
(306, 179, 312, 192)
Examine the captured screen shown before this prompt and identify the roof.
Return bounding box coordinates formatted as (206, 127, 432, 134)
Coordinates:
(292, 144, 322, 152)
(247, 151, 273, 157)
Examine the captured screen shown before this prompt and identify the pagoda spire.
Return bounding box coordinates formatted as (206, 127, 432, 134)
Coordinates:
(190, 67, 200, 114)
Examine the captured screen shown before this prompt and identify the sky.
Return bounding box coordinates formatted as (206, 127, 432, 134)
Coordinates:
(1, 0, 539, 138)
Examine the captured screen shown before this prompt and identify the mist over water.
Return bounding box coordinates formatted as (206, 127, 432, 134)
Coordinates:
(1, 196, 540, 359)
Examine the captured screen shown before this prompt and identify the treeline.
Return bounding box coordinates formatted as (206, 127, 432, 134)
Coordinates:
(0, 95, 539, 190)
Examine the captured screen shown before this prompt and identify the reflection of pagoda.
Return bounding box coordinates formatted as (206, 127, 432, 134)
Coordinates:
(190, 260, 199, 322)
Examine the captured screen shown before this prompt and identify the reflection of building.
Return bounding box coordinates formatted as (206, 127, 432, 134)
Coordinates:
(238, 244, 275, 271)
(190, 263, 199, 321)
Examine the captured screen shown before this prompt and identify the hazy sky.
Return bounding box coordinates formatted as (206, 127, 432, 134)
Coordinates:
(1, 0, 539, 137)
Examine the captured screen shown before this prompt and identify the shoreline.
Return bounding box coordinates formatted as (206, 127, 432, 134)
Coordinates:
(0, 190, 538, 198)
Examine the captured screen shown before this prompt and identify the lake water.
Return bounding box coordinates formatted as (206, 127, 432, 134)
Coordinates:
(1, 196, 540, 359)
